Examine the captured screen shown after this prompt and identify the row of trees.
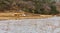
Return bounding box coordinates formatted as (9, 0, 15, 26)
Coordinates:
(0, 0, 59, 15)
(22, 0, 59, 15)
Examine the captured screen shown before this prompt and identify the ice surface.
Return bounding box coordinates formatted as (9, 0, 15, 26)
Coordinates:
(0, 17, 60, 33)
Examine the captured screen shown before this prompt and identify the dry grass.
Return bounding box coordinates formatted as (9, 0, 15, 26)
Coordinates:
(0, 12, 53, 20)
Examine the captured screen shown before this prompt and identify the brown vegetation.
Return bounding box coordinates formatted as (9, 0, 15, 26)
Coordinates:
(0, 12, 53, 20)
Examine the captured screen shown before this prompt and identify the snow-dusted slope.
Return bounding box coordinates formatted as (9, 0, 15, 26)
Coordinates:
(0, 17, 60, 33)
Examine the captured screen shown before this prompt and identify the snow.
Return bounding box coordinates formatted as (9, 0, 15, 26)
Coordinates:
(0, 17, 60, 33)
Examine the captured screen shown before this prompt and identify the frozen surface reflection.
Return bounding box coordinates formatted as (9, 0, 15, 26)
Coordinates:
(0, 17, 60, 33)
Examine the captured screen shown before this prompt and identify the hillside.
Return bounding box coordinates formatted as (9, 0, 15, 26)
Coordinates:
(0, 0, 60, 15)
(56, 2, 60, 12)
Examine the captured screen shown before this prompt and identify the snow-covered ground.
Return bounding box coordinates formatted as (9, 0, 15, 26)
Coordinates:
(0, 16, 60, 33)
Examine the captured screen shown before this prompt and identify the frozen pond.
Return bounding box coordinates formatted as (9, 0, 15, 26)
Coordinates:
(0, 16, 60, 33)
